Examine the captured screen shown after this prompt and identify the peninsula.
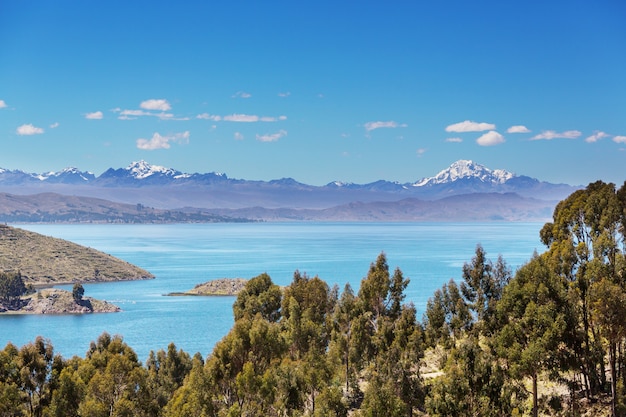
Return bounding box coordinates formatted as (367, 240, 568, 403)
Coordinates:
(0, 224, 153, 286)
(0, 223, 150, 314)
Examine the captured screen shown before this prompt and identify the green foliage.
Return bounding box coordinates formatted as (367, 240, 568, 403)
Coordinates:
(0, 271, 27, 309)
(71, 283, 84, 303)
(495, 254, 573, 417)
(426, 337, 523, 417)
(232, 272, 282, 322)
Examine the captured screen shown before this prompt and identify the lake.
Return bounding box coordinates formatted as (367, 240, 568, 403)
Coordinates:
(0, 222, 546, 361)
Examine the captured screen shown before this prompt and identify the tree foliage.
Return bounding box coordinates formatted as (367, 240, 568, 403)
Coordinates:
(0, 271, 27, 309)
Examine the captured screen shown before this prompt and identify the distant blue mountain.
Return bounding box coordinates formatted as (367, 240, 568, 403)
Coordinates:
(0, 159, 581, 211)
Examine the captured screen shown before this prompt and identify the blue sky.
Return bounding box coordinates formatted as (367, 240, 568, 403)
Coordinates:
(1, 1, 625, 186)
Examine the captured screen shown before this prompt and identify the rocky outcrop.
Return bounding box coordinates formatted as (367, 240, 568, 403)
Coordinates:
(4, 289, 121, 314)
(167, 278, 248, 296)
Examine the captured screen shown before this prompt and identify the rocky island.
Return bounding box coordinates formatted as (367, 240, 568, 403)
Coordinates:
(167, 278, 248, 296)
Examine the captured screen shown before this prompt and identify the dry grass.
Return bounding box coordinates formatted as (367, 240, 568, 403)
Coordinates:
(0, 224, 153, 285)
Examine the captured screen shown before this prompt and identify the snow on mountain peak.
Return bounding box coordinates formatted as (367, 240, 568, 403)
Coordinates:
(413, 160, 515, 187)
(126, 160, 182, 179)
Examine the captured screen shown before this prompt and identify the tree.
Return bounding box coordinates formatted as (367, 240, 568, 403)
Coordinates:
(540, 180, 624, 396)
(590, 278, 626, 417)
(426, 337, 521, 417)
(72, 284, 84, 303)
(495, 254, 573, 417)
(0, 271, 27, 309)
(423, 279, 471, 347)
(17, 337, 55, 417)
(233, 273, 282, 322)
(460, 245, 510, 336)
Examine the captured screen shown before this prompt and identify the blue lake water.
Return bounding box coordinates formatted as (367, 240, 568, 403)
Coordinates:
(0, 222, 546, 361)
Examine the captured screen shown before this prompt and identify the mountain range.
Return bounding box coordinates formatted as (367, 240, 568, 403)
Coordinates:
(0, 160, 581, 222)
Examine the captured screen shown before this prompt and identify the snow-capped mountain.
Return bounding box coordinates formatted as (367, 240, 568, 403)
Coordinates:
(37, 167, 96, 184)
(0, 160, 579, 211)
(413, 160, 515, 187)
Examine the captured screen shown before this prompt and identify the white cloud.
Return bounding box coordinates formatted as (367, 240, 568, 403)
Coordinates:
(196, 113, 222, 121)
(85, 111, 103, 120)
(364, 121, 407, 132)
(0, 100, 7, 108)
(278, 92, 291, 97)
(16, 124, 44, 135)
(136, 131, 190, 150)
(224, 114, 260, 122)
(50, 122, 59, 129)
(256, 129, 287, 142)
(116, 108, 177, 120)
(585, 131, 609, 143)
(232, 91, 251, 99)
(416, 148, 427, 157)
(476, 131, 505, 146)
(234, 132, 244, 141)
(530, 130, 581, 140)
(445, 137, 463, 143)
(613, 135, 626, 144)
(445, 120, 496, 133)
(507, 125, 530, 133)
(140, 99, 171, 111)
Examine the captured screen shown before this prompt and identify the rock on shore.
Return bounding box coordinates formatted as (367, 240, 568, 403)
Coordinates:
(10, 289, 120, 314)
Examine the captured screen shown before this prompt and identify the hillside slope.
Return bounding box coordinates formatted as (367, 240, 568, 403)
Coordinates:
(0, 224, 153, 285)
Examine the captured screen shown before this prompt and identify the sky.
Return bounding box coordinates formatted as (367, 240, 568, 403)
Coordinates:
(1, 1, 625, 186)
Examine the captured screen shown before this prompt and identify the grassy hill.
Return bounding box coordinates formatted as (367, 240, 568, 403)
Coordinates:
(0, 224, 153, 285)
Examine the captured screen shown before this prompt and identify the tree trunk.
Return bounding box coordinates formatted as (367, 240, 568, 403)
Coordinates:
(532, 373, 538, 417)
(610, 342, 617, 417)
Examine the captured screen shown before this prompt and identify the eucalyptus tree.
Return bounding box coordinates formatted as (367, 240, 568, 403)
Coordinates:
(540, 180, 626, 396)
(460, 245, 510, 336)
(495, 254, 575, 417)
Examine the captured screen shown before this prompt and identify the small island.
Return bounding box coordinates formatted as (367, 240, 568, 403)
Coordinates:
(167, 278, 248, 296)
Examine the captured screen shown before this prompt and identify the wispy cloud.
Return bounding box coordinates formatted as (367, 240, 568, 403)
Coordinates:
(445, 137, 463, 143)
(140, 99, 171, 111)
(136, 131, 190, 150)
(16, 124, 44, 135)
(85, 111, 103, 120)
(116, 109, 180, 121)
(476, 131, 505, 146)
(50, 122, 59, 129)
(278, 92, 291, 98)
(507, 125, 530, 133)
(530, 130, 581, 140)
(585, 131, 609, 143)
(223, 113, 286, 122)
(196, 113, 222, 121)
(364, 121, 407, 132)
(0, 100, 7, 109)
(613, 136, 626, 144)
(416, 148, 427, 157)
(445, 120, 496, 133)
(234, 132, 244, 141)
(232, 91, 251, 99)
(256, 129, 287, 142)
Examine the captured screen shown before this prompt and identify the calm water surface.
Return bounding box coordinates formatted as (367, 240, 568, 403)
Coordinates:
(0, 222, 545, 361)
